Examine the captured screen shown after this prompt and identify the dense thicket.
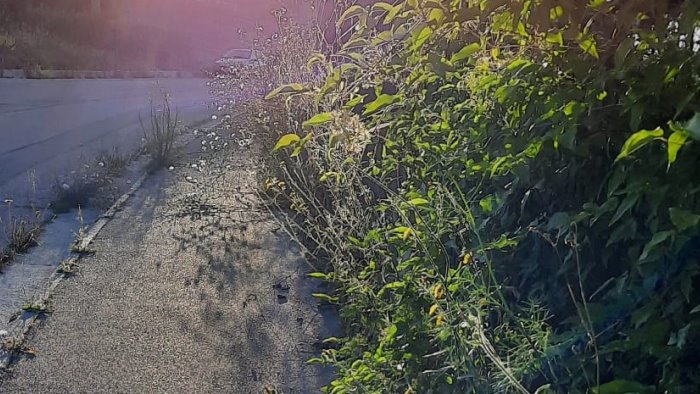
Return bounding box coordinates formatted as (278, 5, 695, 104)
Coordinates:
(229, 0, 700, 392)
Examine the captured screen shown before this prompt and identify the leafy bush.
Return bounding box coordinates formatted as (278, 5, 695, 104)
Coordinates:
(241, 0, 700, 392)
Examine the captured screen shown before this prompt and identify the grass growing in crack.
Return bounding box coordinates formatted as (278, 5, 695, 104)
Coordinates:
(57, 258, 78, 275)
(1, 335, 37, 357)
(140, 93, 178, 170)
(50, 175, 97, 214)
(21, 301, 49, 314)
(70, 206, 94, 255)
(0, 202, 42, 269)
(51, 148, 132, 213)
(97, 147, 129, 177)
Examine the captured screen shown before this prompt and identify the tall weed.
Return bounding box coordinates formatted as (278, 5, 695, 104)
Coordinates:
(140, 94, 178, 169)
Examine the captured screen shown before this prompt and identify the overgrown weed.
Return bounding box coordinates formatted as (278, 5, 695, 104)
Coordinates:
(50, 146, 133, 213)
(70, 206, 93, 255)
(51, 174, 97, 214)
(0, 202, 42, 270)
(97, 148, 129, 177)
(140, 93, 178, 170)
(57, 257, 78, 275)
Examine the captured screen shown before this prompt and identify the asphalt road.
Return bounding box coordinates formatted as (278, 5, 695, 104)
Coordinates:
(0, 78, 211, 208)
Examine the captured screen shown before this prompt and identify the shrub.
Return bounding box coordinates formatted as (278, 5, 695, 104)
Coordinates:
(228, 0, 700, 392)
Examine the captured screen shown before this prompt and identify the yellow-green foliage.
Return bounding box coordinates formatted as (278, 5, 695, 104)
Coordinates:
(260, 1, 700, 392)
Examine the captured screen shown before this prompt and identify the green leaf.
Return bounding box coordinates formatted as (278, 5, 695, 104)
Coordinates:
(547, 212, 571, 234)
(480, 196, 494, 213)
(312, 293, 339, 303)
(534, 384, 553, 394)
(371, 2, 395, 13)
(669, 208, 700, 232)
(668, 324, 691, 348)
(411, 25, 433, 50)
(407, 198, 429, 206)
(609, 193, 639, 226)
(483, 234, 518, 250)
(588, 0, 606, 9)
(306, 53, 326, 72)
(545, 32, 564, 46)
(342, 38, 370, 51)
(302, 112, 334, 129)
(273, 134, 301, 151)
(639, 230, 674, 260)
(264, 83, 308, 100)
(379, 281, 406, 296)
(385, 324, 398, 341)
(563, 101, 577, 116)
(450, 43, 480, 63)
(607, 166, 626, 197)
(384, 3, 403, 24)
(667, 127, 689, 165)
(524, 141, 542, 158)
(591, 380, 655, 394)
(607, 218, 637, 247)
(308, 272, 331, 280)
(549, 6, 564, 20)
(578, 34, 600, 59)
(337, 5, 367, 26)
(616, 127, 664, 161)
(428, 8, 445, 24)
(507, 58, 532, 71)
(363, 94, 401, 115)
(344, 95, 366, 109)
(383, 281, 405, 290)
(490, 156, 510, 177)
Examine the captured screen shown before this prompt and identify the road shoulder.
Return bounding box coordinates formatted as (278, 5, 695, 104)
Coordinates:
(0, 135, 338, 393)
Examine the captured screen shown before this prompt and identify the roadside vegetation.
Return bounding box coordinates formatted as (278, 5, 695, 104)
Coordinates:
(0, 204, 42, 270)
(50, 144, 142, 214)
(0, 147, 133, 269)
(226, 0, 700, 392)
(140, 95, 179, 170)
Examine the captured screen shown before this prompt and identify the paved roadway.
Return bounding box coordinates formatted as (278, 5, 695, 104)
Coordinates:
(0, 78, 211, 209)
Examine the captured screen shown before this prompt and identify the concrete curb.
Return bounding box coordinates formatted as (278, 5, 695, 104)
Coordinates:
(0, 118, 221, 369)
(0, 117, 222, 370)
(0, 172, 148, 369)
(0, 69, 203, 79)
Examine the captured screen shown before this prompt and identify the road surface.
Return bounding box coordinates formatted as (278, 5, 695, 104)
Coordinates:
(0, 78, 211, 210)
